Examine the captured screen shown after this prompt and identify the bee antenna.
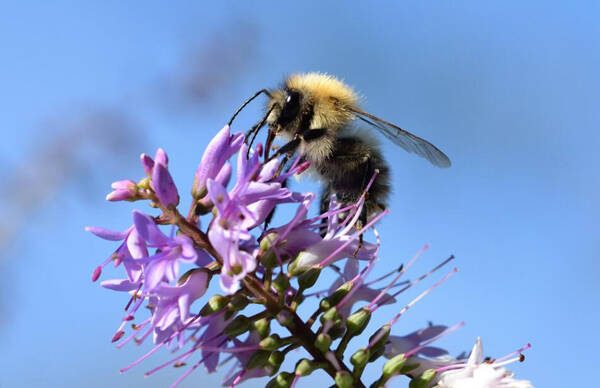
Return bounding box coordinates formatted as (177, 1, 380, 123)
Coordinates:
(228, 89, 272, 127)
(246, 104, 276, 158)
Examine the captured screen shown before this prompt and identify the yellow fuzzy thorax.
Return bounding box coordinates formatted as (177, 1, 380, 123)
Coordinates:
(285, 73, 359, 130)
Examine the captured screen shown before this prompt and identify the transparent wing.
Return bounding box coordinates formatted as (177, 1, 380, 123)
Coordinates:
(350, 107, 451, 168)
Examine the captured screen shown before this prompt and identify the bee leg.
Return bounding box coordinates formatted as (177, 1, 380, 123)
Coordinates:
(319, 185, 332, 238)
(263, 178, 288, 229)
(352, 209, 367, 257)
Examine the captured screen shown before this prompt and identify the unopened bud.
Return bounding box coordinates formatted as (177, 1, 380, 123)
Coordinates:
(346, 307, 371, 336)
(254, 317, 271, 338)
(382, 353, 407, 379)
(315, 333, 332, 353)
(260, 249, 279, 269)
(298, 267, 321, 289)
(260, 334, 281, 351)
(273, 273, 290, 294)
(276, 310, 294, 328)
(246, 349, 272, 370)
(224, 315, 251, 337)
(266, 372, 294, 388)
(320, 281, 353, 310)
(320, 307, 340, 325)
(409, 369, 438, 388)
(228, 294, 249, 311)
(268, 351, 285, 372)
(351, 348, 370, 371)
(295, 358, 317, 377)
(335, 371, 354, 388)
(200, 294, 229, 316)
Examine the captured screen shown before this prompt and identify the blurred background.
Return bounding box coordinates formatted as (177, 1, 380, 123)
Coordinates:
(1, 1, 598, 387)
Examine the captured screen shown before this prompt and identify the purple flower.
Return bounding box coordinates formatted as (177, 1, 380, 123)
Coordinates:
(132, 210, 211, 291)
(223, 331, 272, 386)
(148, 269, 211, 343)
(330, 259, 396, 320)
(193, 125, 244, 198)
(384, 324, 450, 358)
(86, 224, 147, 283)
(106, 179, 137, 202)
(152, 162, 179, 207)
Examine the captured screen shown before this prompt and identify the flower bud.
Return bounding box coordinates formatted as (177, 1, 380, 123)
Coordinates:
(350, 348, 370, 372)
(228, 294, 249, 311)
(320, 281, 353, 310)
(329, 325, 346, 340)
(152, 163, 179, 208)
(315, 333, 332, 353)
(266, 372, 294, 388)
(199, 294, 229, 316)
(106, 180, 137, 202)
(260, 249, 279, 269)
(295, 358, 317, 377)
(268, 351, 284, 373)
(253, 317, 271, 338)
(346, 307, 371, 336)
(276, 310, 294, 328)
(246, 349, 272, 370)
(382, 353, 407, 379)
(298, 267, 321, 290)
(287, 256, 305, 276)
(320, 307, 341, 325)
(273, 273, 290, 294)
(334, 371, 354, 388)
(409, 369, 437, 388)
(224, 315, 251, 337)
(260, 334, 281, 351)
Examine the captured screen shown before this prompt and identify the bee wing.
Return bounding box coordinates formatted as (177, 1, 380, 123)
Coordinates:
(350, 107, 451, 168)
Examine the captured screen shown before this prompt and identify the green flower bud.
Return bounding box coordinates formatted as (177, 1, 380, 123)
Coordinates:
(320, 307, 340, 325)
(295, 358, 316, 377)
(351, 348, 370, 379)
(260, 233, 279, 251)
(260, 249, 279, 269)
(320, 281, 353, 310)
(227, 294, 249, 311)
(346, 307, 371, 336)
(276, 310, 294, 328)
(253, 317, 271, 338)
(382, 353, 407, 379)
(288, 254, 310, 276)
(350, 348, 370, 370)
(329, 325, 346, 340)
(335, 371, 354, 388)
(246, 349, 272, 370)
(224, 315, 251, 337)
(298, 267, 321, 289)
(315, 333, 332, 353)
(268, 351, 285, 374)
(368, 324, 391, 351)
(260, 334, 281, 351)
(199, 294, 229, 316)
(266, 372, 294, 388)
(409, 369, 437, 388)
(273, 273, 290, 294)
(368, 345, 386, 362)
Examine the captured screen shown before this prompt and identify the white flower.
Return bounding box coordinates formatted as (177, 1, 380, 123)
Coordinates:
(435, 338, 533, 388)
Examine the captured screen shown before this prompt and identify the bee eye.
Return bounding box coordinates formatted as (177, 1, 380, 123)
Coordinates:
(279, 90, 301, 123)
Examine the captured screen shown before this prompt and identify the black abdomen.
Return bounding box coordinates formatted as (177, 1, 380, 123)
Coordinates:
(316, 135, 390, 219)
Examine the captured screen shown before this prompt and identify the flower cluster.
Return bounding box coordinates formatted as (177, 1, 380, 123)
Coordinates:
(87, 125, 534, 387)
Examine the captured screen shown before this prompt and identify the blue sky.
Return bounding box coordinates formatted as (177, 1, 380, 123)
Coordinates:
(1, 1, 598, 387)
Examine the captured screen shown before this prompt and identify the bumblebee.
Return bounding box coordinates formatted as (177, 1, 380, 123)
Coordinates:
(229, 73, 450, 227)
